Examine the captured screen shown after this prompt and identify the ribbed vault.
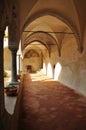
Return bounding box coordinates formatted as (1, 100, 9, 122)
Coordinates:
(22, 15, 76, 57)
(22, 11, 83, 52)
(23, 31, 61, 57)
(23, 42, 46, 59)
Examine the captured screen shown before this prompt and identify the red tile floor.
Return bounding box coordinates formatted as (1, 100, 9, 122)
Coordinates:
(18, 72, 86, 130)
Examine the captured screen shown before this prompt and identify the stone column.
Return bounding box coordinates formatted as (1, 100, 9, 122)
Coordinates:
(10, 49, 18, 85)
(17, 54, 21, 75)
(0, 29, 5, 120)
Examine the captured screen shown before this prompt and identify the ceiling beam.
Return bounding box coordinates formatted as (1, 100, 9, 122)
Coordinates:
(23, 30, 75, 34)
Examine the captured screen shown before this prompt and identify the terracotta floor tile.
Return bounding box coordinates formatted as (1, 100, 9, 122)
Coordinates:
(18, 73, 86, 130)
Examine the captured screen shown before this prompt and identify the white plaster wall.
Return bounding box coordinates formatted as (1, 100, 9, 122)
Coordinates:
(43, 46, 58, 78)
(23, 56, 42, 72)
(43, 34, 86, 96)
(58, 35, 86, 96)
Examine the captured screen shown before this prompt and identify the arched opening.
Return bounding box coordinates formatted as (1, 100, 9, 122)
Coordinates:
(21, 14, 81, 91)
(22, 12, 82, 52)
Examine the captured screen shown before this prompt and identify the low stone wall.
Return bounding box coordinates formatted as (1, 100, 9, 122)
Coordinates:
(10, 74, 24, 130)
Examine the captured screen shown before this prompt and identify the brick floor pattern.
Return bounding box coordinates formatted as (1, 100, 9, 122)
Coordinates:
(18, 73, 86, 130)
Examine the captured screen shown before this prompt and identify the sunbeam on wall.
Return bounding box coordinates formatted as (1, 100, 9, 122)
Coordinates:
(54, 62, 62, 80)
(43, 62, 47, 74)
(47, 62, 53, 78)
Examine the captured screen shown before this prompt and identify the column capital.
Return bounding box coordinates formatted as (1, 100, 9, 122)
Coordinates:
(0, 26, 5, 38)
(9, 47, 18, 53)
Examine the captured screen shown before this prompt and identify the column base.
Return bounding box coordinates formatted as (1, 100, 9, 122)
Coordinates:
(9, 81, 19, 86)
(5, 82, 19, 96)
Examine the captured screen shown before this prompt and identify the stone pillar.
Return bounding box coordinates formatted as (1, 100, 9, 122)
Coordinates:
(0, 29, 5, 121)
(17, 54, 21, 75)
(10, 49, 18, 85)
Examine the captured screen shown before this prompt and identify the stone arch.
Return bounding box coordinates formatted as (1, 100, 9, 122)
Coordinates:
(23, 31, 61, 56)
(24, 49, 40, 58)
(22, 9, 83, 53)
(23, 45, 43, 72)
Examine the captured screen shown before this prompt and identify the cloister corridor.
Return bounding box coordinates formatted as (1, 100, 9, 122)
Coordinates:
(9, 71, 86, 130)
(0, 1, 86, 130)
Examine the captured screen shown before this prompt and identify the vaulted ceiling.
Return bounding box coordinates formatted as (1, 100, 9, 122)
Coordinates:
(4, 0, 86, 56)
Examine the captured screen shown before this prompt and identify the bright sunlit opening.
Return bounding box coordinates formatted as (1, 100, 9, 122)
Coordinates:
(4, 38, 8, 48)
(47, 62, 53, 78)
(54, 62, 62, 80)
(4, 26, 8, 48)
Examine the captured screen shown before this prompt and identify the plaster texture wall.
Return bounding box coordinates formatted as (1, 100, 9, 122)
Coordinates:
(59, 30, 86, 96)
(43, 34, 86, 96)
(23, 56, 42, 72)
